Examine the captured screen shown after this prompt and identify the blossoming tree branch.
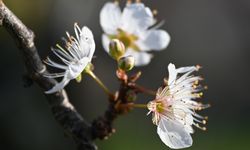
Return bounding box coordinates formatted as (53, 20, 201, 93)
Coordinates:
(0, 0, 210, 150)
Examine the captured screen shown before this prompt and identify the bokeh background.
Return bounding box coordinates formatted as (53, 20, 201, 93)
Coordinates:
(0, 0, 249, 149)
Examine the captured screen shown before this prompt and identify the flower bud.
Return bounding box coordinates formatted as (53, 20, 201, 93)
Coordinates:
(109, 39, 125, 60)
(118, 55, 135, 71)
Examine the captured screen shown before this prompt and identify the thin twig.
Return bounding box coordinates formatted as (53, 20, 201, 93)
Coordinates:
(128, 83, 156, 96)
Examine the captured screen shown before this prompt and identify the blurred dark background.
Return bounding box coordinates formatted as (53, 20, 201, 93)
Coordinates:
(0, 0, 249, 149)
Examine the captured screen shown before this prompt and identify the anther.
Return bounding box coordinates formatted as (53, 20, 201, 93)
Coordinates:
(194, 123, 206, 131)
(196, 65, 202, 70)
(194, 80, 199, 85)
(153, 9, 158, 16)
(112, 129, 116, 133)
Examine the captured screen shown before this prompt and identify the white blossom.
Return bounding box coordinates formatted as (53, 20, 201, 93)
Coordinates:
(147, 63, 209, 149)
(44, 24, 95, 94)
(100, 1, 170, 66)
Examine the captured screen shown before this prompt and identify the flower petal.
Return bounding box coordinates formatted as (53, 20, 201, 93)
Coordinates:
(100, 2, 121, 34)
(102, 34, 111, 53)
(125, 49, 152, 66)
(137, 29, 170, 51)
(168, 63, 177, 85)
(45, 78, 70, 94)
(79, 26, 96, 59)
(176, 66, 196, 74)
(67, 57, 90, 79)
(157, 117, 193, 149)
(121, 3, 155, 34)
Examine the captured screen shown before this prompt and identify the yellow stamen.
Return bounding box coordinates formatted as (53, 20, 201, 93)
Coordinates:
(109, 29, 140, 52)
(156, 102, 165, 113)
(194, 123, 207, 131)
(194, 80, 199, 85)
(56, 44, 68, 54)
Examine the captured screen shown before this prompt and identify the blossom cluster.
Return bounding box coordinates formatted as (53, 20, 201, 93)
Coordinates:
(44, 1, 209, 149)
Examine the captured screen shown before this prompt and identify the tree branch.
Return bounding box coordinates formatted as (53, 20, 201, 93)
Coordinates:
(91, 70, 142, 140)
(0, 1, 96, 149)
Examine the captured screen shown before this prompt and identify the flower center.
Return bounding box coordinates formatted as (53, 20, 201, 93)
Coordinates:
(156, 102, 165, 113)
(109, 29, 140, 51)
(147, 101, 165, 113)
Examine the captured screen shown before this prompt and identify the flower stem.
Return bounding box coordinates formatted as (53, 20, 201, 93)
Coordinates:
(130, 103, 148, 109)
(86, 70, 113, 96)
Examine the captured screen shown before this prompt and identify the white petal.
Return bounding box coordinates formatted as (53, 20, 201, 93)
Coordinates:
(173, 105, 194, 128)
(121, 3, 155, 34)
(175, 71, 197, 86)
(168, 63, 177, 86)
(81, 26, 94, 39)
(101, 34, 111, 53)
(45, 78, 70, 94)
(100, 2, 121, 34)
(80, 26, 96, 59)
(67, 57, 90, 79)
(176, 66, 196, 74)
(157, 118, 193, 149)
(136, 29, 170, 51)
(184, 125, 194, 134)
(125, 49, 152, 66)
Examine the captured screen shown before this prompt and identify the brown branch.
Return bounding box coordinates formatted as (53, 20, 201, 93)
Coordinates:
(128, 83, 156, 96)
(0, 1, 96, 149)
(91, 70, 144, 140)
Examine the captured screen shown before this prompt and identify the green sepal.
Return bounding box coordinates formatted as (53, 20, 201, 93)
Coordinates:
(76, 73, 82, 83)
